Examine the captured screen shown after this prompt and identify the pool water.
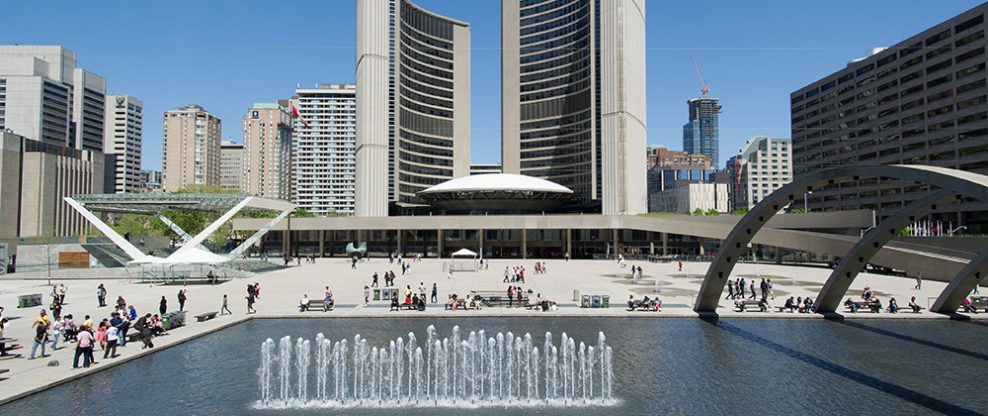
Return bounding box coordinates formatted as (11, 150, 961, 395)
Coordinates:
(2, 317, 986, 415)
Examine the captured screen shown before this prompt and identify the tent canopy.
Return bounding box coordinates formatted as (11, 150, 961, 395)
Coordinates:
(451, 248, 477, 258)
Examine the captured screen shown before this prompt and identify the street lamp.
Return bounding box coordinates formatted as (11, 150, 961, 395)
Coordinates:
(803, 191, 813, 212)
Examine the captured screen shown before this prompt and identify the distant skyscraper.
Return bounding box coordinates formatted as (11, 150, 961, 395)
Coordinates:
(502, 0, 647, 214)
(241, 103, 292, 200)
(103, 95, 143, 193)
(220, 140, 244, 191)
(292, 84, 357, 215)
(728, 136, 792, 211)
(356, 0, 471, 216)
(162, 104, 221, 192)
(0, 46, 106, 151)
(683, 97, 721, 167)
(645, 146, 714, 212)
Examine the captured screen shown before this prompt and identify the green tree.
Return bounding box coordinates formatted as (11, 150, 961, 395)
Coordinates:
(692, 208, 704, 216)
(705, 208, 720, 216)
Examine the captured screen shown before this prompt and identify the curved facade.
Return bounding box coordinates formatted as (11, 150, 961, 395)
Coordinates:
(396, 0, 470, 206)
(504, 0, 597, 205)
(356, 0, 470, 216)
(502, 0, 646, 214)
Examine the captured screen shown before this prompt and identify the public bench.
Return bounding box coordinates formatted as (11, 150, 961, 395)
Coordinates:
(735, 299, 767, 312)
(627, 299, 660, 312)
(303, 299, 334, 312)
(845, 300, 880, 313)
(195, 311, 218, 322)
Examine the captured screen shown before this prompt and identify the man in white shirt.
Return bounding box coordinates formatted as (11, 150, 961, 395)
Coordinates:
(103, 325, 119, 358)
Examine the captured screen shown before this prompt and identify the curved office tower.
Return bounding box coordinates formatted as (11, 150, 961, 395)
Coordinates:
(356, 0, 470, 216)
(502, 0, 646, 214)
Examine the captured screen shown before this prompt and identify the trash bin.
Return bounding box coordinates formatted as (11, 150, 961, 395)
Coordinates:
(573, 290, 580, 301)
(581, 295, 591, 308)
(601, 295, 610, 308)
(373, 289, 381, 301)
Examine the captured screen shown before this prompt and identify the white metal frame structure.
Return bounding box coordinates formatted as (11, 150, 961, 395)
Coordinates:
(65, 194, 295, 264)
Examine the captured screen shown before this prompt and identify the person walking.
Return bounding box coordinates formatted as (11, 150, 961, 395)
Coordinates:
(372, 272, 379, 287)
(725, 282, 734, 300)
(246, 287, 256, 315)
(767, 279, 775, 300)
(760, 278, 768, 299)
(97, 283, 107, 307)
(678, 260, 682, 272)
(363, 286, 371, 307)
(748, 280, 757, 300)
(738, 278, 745, 299)
(159, 296, 168, 315)
(30, 309, 50, 359)
(220, 294, 232, 315)
(507, 286, 514, 308)
(431, 283, 438, 304)
(177, 289, 187, 312)
(914, 272, 922, 290)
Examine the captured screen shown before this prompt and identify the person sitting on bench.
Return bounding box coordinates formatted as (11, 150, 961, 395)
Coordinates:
(471, 295, 483, 311)
(887, 297, 899, 313)
(410, 294, 420, 310)
(785, 296, 796, 313)
(962, 297, 977, 313)
(390, 294, 400, 312)
(844, 298, 859, 313)
(627, 295, 637, 311)
(803, 297, 814, 313)
(299, 295, 309, 312)
(861, 286, 874, 301)
(908, 296, 921, 313)
(417, 296, 426, 311)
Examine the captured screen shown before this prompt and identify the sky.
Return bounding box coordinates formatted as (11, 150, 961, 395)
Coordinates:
(2, 0, 984, 170)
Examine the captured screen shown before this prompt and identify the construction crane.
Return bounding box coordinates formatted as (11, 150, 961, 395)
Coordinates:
(691, 54, 710, 97)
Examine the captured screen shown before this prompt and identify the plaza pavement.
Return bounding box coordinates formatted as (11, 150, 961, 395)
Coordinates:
(0, 257, 983, 405)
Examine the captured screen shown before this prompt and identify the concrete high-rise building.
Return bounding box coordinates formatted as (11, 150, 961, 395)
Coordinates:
(683, 97, 721, 167)
(356, 0, 471, 216)
(0, 46, 106, 151)
(103, 95, 143, 193)
(140, 169, 162, 191)
(0, 131, 104, 238)
(292, 84, 357, 215)
(791, 4, 988, 232)
(644, 146, 714, 212)
(162, 104, 221, 192)
(728, 136, 792, 211)
(653, 182, 728, 214)
(220, 140, 244, 191)
(501, 0, 647, 214)
(242, 103, 292, 200)
(71, 68, 106, 152)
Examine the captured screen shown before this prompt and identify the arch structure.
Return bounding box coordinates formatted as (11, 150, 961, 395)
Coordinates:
(694, 165, 988, 315)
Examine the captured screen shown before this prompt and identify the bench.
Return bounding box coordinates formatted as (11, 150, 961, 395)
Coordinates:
(195, 312, 218, 322)
(735, 300, 767, 312)
(845, 300, 880, 313)
(303, 299, 334, 312)
(627, 299, 660, 312)
(126, 332, 143, 343)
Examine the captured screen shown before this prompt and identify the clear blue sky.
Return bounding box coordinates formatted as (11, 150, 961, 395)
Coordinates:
(2, 0, 984, 170)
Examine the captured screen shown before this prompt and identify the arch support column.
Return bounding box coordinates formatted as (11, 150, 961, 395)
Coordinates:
(932, 249, 988, 313)
(814, 189, 958, 313)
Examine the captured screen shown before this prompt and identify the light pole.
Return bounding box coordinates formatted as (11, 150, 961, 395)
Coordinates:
(803, 191, 813, 212)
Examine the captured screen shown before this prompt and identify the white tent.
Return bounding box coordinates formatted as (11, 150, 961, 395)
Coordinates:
(451, 248, 477, 258)
(448, 248, 479, 272)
